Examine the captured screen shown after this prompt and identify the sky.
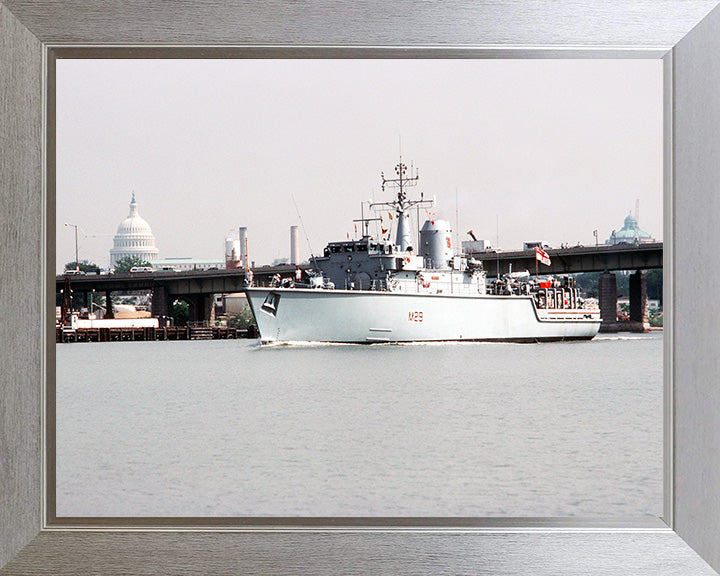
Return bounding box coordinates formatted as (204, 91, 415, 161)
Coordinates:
(56, 59, 663, 272)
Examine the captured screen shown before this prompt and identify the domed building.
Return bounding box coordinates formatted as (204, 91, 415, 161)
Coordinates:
(110, 193, 159, 267)
(605, 211, 655, 245)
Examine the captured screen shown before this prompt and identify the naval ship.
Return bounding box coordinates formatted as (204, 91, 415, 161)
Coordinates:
(244, 161, 601, 344)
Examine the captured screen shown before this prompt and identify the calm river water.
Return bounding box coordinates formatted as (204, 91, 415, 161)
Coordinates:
(56, 332, 663, 518)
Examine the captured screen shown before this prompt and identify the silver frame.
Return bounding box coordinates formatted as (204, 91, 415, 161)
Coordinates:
(42, 45, 668, 530)
(2, 2, 720, 574)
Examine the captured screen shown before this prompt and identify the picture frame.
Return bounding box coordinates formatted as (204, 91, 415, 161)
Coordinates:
(2, 1, 720, 574)
(49, 55, 666, 522)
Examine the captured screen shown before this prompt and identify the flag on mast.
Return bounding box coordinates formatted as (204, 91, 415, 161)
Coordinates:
(535, 246, 551, 266)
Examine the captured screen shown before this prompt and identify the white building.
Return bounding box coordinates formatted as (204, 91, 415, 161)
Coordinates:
(110, 193, 159, 267)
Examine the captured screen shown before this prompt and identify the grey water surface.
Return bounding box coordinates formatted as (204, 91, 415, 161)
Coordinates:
(56, 332, 663, 518)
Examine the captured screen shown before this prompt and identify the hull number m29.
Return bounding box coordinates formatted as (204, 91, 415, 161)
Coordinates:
(408, 311, 424, 322)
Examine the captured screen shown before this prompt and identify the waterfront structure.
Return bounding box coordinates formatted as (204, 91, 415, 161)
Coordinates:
(617, 297, 660, 312)
(223, 293, 249, 315)
(606, 211, 655, 245)
(110, 193, 159, 267)
(461, 239, 491, 253)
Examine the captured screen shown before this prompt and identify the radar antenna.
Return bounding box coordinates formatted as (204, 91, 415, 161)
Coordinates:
(371, 157, 433, 251)
(353, 201, 383, 238)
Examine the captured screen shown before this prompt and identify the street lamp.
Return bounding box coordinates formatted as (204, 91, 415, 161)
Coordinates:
(64, 223, 79, 270)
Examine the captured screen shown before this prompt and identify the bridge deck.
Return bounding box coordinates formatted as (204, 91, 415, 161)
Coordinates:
(472, 242, 662, 276)
(56, 243, 662, 296)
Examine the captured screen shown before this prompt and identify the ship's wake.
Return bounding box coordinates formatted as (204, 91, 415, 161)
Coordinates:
(595, 335, 657, 341)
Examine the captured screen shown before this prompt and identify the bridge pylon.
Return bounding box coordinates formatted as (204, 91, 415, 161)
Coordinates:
(598, 272, 619, 332)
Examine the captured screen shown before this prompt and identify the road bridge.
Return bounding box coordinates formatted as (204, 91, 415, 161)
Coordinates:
(57, 243, 662, 331)
(57, 265, 297, 323)
(472, 242, 662, 277)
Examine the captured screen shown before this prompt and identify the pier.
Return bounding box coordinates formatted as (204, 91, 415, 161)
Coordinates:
(56, 324, 257, 343)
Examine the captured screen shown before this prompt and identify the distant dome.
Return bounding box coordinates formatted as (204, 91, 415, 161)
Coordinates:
(606, 210, 655, 245)
(116, 204, 153, 236)
(110, 193, 159, 267)
(623, 213, 638, 229)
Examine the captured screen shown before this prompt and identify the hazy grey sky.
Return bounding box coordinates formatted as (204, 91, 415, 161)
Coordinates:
(56, 59, 662, 272)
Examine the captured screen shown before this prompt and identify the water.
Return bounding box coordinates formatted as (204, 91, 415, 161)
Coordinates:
(56, 333, 663, 518)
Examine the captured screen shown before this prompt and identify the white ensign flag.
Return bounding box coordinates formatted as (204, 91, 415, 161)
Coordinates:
(536, 246, 551, 266)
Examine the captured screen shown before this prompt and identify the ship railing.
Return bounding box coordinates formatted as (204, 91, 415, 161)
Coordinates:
(531, 287, 581, 310)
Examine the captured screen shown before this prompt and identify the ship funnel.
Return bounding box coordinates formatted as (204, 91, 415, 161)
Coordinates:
(420, 219, 454, 269)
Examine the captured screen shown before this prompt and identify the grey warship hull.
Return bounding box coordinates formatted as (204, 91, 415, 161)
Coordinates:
(244, 287, 601, 344)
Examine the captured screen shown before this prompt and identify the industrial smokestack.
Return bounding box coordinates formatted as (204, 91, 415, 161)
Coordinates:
(225, 234, 241, 269)
(238, 227, 248, 269)
(290, 225, 299, 265)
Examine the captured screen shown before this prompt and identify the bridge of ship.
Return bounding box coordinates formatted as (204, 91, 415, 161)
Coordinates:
(57, 243, 662, 329)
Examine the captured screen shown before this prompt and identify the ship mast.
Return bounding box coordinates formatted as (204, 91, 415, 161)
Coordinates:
(372, 158, 433, 251)
(352, 201, 382, 238)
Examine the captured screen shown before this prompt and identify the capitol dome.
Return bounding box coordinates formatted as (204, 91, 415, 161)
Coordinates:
(110, 193, 159, 267)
